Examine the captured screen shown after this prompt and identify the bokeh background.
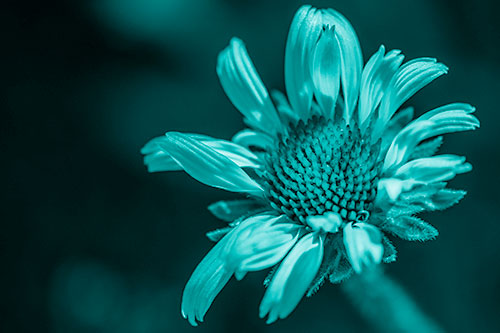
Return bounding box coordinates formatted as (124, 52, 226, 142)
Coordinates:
(4, 0, 500, 332)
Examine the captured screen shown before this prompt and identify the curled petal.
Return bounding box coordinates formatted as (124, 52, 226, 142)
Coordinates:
(260, 233, 323, 324)
(383, 103, 479, 172)
(217, 38, 282, 135)
(395, 154, 472, 183)
(232, 129, 274, 151)
(310, 25, 341, 119)
(343, 222, 384, 274)
(359, 45, 404, 127)
(285, 5, 322, 120)
(322, 8, 363, 121)
(157, 132, 263, 195)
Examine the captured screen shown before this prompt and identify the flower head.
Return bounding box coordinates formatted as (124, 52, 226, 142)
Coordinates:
(142, 5, 479, 326)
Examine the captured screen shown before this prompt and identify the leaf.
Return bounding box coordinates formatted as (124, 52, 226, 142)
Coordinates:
(381, 216, 438, 241)
(206, 227, 232, 242)
(382, 235, 397, 263)
(208, 199, 267, 222)
(409, 136, 443, 159)
(329, 246, 353, 284)
(421, 188, 467, 211)
(306, 235, 339, 297)
(387, 202, 425, 218)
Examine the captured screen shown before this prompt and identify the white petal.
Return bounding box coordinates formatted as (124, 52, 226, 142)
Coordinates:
(217, 38, 282, 135)
(259, 232, 323, 324)
(157, 132, 263, 195)
(321, 8, 363, 122)
(310, 25, 341, 119)
(285, 5, 322, 120)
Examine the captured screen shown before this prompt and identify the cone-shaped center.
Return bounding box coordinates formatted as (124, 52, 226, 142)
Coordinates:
(262, 116, 382, 226)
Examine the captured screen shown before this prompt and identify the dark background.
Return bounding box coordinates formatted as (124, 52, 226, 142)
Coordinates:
(3, 0, 500, 332)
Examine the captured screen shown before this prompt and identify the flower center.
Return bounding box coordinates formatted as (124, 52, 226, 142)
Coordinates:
(262, 115, 382, 227)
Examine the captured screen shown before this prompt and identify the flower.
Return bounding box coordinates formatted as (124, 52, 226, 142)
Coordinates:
(141, 5, 479, 326)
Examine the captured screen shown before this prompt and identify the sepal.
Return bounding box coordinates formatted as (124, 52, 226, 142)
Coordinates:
(381, 216, 438, 241)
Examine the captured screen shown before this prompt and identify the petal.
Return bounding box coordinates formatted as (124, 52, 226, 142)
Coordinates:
(380, 107, 414, 153)
(259, 232, 323, 324)
(322, 8, 363, 121)
(285, 5, 322, 120)
(182, 213, 281, 326)
(157, 132, 263, 195)
(343, 222, 384, 274)
(217, 38, 282, 135)
(190, 134, 262, 168)
(310, 25, 341, 119)
(376, 58, 448, 133)
(271, 90, 300, 124)
(395, 154, 472, 183)
(383, 103, 479, 172)
(181, 232, 235, 326)
(142, 134, 262, 172)
(358, 46, 404, 127)
(208, 199, 266, 223)
(306, 212, 342, 233)
(234, 217, 301, 273)
(232, 129, 274, 151)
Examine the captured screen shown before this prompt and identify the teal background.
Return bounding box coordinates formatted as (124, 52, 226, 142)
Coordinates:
(3, 0, 500, 332)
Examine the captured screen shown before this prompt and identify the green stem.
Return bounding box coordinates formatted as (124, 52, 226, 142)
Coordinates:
(341, 268, 443, 332)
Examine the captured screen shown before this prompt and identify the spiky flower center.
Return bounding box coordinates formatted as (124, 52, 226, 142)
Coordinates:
(262, 116, 382, 227)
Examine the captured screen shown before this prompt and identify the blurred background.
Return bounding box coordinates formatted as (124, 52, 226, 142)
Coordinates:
(3, 0, 500, 332)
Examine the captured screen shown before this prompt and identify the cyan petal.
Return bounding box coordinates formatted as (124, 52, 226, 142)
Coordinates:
(285, 5, 322, 120)
(208, 199, 266, 222)
(217, 38, 282, 135)
(142, 134, 262, 172)
(359, 45, 404, 127)
(383, 103, 479, 172)
(394, 154, 472, 183)
(376, 58, 448, 134)
(259, 232, 323, 324)
(232, 129, 274, 151)
(322, 8, 363, 121)
(158, 132, 263, 194)
(271, 90, 300, 124)
(343, 222, 384, 274)
(310, 25, 340, 119)
(181, 232, 235, 326)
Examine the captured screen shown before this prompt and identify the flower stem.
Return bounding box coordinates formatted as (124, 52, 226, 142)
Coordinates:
(341, 268, 443, 332)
